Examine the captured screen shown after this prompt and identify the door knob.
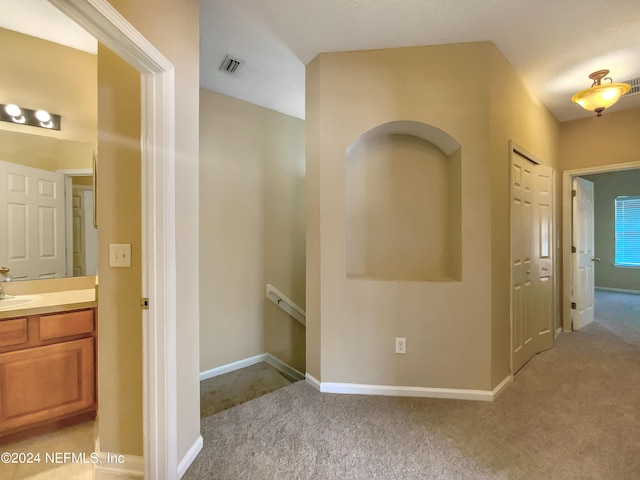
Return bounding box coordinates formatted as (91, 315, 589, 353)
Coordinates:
(591, 257, 600, 262)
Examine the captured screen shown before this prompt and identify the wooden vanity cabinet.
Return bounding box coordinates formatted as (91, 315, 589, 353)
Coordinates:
(0, 307, 97, 440)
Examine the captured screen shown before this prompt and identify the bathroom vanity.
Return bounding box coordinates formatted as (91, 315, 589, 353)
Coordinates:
(0, 291, 97, 440)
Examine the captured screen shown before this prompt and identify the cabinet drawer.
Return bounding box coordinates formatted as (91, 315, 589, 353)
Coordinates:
(39, 310, 94, 341)
(0, 319, 28, 348)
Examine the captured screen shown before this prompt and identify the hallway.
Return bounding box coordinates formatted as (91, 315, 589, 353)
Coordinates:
(184, 290, 640, 479)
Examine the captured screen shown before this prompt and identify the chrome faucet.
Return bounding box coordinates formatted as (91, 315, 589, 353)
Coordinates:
(0, 267, 12, 300)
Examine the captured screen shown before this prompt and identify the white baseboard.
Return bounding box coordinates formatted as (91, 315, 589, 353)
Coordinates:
(178, 435, 203, 478)
(491, 375, 513, 400)
(304, 373, 512, 402)
(200, 353, 267, 381)
(94, 451, 144, 476)
(264, 353, 304, 381)
(555, 327, 563, 339)
(595, 286, 640, 295)
(200, 353, 304, 382)
(305, 373, 321, 391)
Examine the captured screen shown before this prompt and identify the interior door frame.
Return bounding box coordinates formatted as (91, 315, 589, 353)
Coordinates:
(561, 161, 640, 332)
(49, 1, 177, 478)
(59, 168, 93, 277)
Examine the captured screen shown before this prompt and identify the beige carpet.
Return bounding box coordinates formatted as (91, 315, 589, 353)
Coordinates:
(200, 362, 293, 419)
(185, 292, 640, 479)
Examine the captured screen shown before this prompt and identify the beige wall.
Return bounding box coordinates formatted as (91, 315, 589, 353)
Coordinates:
(346, 135, 460, 281)
(488, 48, 560, 385)
(308, 43, 493, 390)
(305, 58, 322, 379)
(307, 42, 560, 391)
(261, 99, 306, 372)
(0, 130, 95, 172)
(560, 108, 640, 171)
(100, 0, 201, 462)
(0, 27, 96, 170)
(97, 44, 143, 456)
(582, 169, 640, 291)
(199, 89, 306, 373)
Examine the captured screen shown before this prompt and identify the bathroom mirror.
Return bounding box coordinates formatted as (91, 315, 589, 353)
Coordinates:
(0, 134, 98, 281)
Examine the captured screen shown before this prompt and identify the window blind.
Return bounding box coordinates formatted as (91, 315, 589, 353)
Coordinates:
(615, 196, 640, 267)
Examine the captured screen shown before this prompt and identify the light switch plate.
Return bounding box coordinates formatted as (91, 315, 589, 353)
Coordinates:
(109, 244, 131, 268)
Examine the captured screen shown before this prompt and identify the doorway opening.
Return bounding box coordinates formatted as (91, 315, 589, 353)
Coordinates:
(48, 0, 178, 478)
(562, 162, 640, 332)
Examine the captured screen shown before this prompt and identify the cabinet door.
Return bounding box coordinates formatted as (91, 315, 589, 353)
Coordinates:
(0, 338, 94, 433)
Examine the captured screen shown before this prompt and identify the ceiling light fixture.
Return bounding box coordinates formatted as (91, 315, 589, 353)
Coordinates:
(571, 70, 631, 117)
(0, 104, 61, 130)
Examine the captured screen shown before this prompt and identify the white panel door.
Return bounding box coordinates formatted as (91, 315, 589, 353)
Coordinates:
(532, 164, 554, 354)
(0, 160, 66, 280)
(572, 177, 595, 330)
(511, 152, 554, 373)
(511, 154, 535, 373)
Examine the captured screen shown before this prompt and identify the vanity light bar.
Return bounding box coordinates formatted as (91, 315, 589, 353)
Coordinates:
(0, 104, 61, 130)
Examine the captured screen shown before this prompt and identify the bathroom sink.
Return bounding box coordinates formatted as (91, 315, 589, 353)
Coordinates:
(0, 295, 42, 311)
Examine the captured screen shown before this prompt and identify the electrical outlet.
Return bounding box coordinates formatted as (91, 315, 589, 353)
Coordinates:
(395, 337, 406, 354)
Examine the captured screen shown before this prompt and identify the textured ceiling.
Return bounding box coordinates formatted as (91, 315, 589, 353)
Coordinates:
(1, 1, 638, 122)
(200, 0, 640, 121)
(0, 0, 96, 54)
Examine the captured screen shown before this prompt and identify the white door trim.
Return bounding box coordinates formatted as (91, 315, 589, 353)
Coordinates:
(60, 168, 93, 276)
(48, 1, 177, 479)
(561, 161, 640, 332)
(57, 168, 94, 176)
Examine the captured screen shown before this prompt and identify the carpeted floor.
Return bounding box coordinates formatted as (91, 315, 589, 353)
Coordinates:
(185, 291, 640, 479)
(200, 362, 293, 419)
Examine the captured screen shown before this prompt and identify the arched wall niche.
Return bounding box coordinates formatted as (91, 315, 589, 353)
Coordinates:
(346, 121, 462, 281)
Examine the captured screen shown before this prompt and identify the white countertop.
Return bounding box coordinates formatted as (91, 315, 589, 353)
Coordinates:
(0, 289, 97, 319)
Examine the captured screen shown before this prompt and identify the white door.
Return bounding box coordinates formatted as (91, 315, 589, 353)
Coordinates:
(532, 164, 554, 354)
(0, 160, 66, 280)
(572, 177, 595, 330)
(511, 152, 554, 373)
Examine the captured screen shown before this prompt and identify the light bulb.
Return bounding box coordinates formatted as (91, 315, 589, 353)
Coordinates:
(35, 110, 51, 122)
(5, 104, 21, 117)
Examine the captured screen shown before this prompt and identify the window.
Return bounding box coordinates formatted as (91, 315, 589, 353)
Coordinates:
(615, 196, 640, 267)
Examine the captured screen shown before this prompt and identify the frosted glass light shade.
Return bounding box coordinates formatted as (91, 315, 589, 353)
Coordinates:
(571, 82, 630, 116)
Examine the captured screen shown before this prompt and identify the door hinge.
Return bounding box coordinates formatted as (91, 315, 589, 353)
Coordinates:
(571, 246, 576, 253)
(572, 189, 577, 197)
(141, 297, 150, 310)
(571, 302, 577, 310)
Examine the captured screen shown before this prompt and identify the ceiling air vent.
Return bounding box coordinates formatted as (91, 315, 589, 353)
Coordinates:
(622, 77, 640, 97)
(219, 55, 244, 75)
